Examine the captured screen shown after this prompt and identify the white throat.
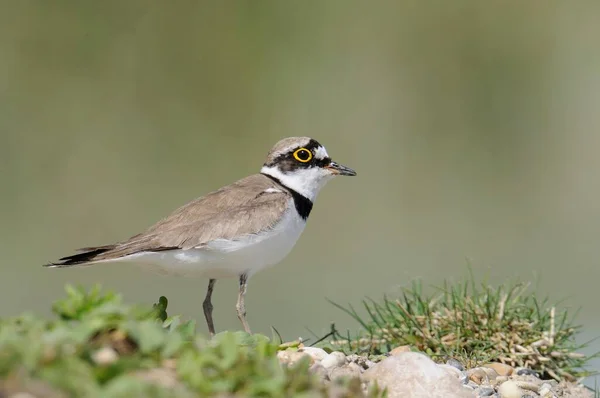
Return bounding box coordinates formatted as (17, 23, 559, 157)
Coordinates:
(261, 166, 334, 202)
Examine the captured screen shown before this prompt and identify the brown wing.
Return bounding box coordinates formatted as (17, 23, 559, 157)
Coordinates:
(46, 174, 291, 266)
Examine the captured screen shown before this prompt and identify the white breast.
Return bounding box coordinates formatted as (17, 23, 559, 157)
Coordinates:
(116, 199, 307, 278)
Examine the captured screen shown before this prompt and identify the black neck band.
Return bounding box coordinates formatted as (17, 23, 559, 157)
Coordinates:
(261, 173, 313, 220)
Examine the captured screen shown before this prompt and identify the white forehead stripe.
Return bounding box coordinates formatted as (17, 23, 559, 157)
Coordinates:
(267, 138, 312, 160)
(314, 146, 329, 160)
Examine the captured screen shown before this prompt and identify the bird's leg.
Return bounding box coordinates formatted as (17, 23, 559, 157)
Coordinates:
(202, 279, 217, 337)
(236, 273, 252, 334)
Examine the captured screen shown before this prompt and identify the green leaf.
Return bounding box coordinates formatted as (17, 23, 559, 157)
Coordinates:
(161, 333, 184, 358)
(218, 332, 239, 370)
(38, 356, 99, 397)
(103, 374, 195, 398)
(178, 320, 196, 340)
(176, 351, 205, 390)
(124, 320, 166, 354)
(152, 296, 169, 322)
(163, 315, 180, 330)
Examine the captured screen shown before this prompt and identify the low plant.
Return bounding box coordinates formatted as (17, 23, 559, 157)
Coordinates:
(0, 285, 379, 397)
(328, 271, 598, 382)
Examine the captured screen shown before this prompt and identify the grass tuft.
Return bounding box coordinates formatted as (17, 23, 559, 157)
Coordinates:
(328, 274, 598, 382)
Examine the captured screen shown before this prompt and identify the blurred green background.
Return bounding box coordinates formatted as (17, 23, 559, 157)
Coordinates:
(2, 0, 600, 377)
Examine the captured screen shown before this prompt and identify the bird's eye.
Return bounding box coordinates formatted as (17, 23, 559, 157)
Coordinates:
(293, 148, 313, 163)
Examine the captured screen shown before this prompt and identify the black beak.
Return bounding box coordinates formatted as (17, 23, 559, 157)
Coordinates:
(326, 161, 357, 176)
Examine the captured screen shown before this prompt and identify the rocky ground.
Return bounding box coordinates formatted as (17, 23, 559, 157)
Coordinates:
(278, 345, 594, 398)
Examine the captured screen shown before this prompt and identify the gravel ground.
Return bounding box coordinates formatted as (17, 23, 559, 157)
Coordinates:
(278, 344, 595, 398)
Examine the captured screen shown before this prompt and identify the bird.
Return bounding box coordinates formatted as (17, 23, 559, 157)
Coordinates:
(45, 136, 356, 336)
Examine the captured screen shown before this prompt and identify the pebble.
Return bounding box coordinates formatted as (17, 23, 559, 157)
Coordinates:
(347, 361, 362, 373)
(468, 368, 495, 384)
(346, 354, 376, 370)
(277, 349, 312, 366)
(538, 385, 553, 398)
(362, 352, 473, 398)
(308, 362, 329, 381)
(91, 346, 119, 365)
(514, 380, 541, 393)
(497, 380, 523, 398)
(494, 376, 509, 385)
(346, 354, 360, 362)
(516, 368, 539, 377)
(320, 351, 347, 370)
(447, 358, 465, 371)
(482, 367, 499, 382)
(468, 368, 486, 384)
(477, 386, 496, 396)
(539, 382, 552, 395)
(329, 363, 362, 381)
(438, 364, 463, 379)
(389, 345, 411, 356)
(483, 362, 514, 377)
(275, 347, 591, 398)
(300, 346, 328, 362)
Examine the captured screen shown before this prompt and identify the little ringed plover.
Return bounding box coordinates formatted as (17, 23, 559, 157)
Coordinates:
(45, 136, 356, 336)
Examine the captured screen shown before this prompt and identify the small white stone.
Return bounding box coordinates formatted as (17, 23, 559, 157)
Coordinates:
(299, 346, 328, 362)
(330, 363, 361, 381)
(362, 352, 473, 398)
(438, 364, 463, 379)
(308, 362, 329, 381)
(321, 351, 346, 370)
(538, 382, 557, 398)
(277, 349, 311, 366)
(92, 346, 118, 365)
(348, 362, 362, 373)
(494, 376, 509, 385)
(497, 380, 523, 398)
(514, 380, 540, 393)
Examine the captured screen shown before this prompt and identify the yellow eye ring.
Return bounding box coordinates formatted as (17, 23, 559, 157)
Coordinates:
(293, 148, 313, 163)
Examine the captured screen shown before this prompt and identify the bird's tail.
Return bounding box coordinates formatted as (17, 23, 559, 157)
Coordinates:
(44, 245, 117, 268)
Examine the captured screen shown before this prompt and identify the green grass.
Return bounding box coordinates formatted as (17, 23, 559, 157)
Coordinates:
(0, 285, 382, 397)
(327, 271, 598, 383)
